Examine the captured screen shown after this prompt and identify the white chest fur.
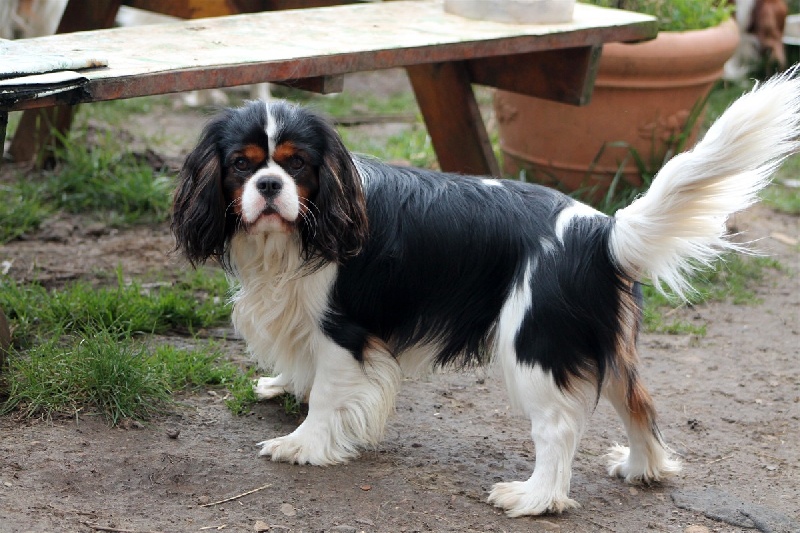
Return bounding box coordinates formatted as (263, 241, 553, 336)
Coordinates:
(229, 232, 336, 398)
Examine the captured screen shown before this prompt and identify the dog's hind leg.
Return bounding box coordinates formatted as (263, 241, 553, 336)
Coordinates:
(258, 336, 401, 466)
(488, 362, 595, 516)
(603, 361, 681, 483)
(487, 274, 595, 516)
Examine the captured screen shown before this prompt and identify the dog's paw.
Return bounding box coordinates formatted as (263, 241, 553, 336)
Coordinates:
(606, 444, 682, 484)
(257, 430, 357, 466)
(253, 375, 287, 400)
(488, 480, 579, 517)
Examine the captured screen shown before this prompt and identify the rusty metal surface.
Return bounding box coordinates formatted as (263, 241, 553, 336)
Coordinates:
(1, 1, 656, 111)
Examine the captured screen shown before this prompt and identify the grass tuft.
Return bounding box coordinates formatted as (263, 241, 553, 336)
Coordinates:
(641, 255, 782, 334)
(0, 269, 231, 349)
(0, 267, 258, 424)
(1, 325, 171, 425)
(1, 332, 260, 425)
(46, 128, 174, 226)
(0, 179, 53, 244)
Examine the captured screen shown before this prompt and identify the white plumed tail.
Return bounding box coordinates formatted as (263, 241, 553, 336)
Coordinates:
(610, 73, 800, 299)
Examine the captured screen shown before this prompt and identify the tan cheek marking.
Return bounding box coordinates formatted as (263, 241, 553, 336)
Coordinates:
(223, 169, 245, 216)
(296, 184, 312, 214)
(230, 186, 244, 216)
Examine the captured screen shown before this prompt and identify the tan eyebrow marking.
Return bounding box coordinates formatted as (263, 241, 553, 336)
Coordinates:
(272, 141, 298, 163)
(241, 144, 267, 164)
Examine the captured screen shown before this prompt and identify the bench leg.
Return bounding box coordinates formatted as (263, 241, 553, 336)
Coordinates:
(8, 106, 77, 168)
(406, 62, 500, 177)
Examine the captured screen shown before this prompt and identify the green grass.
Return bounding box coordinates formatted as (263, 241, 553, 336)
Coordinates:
(0, 130, 173, 245)
(762, 182, 800, 215)
(269, 85, 441, 169)
(0, 178, 53, 242)
(46, 129, 174, 226)
(0, 95, 261, 425)
(339, 124, 437, 169)
(0, 269, 231, 348)
(77, 97, 172, 127)
(1, 329, 257, 424)
(641, 255, 783, 334)
(271, 86, 419, 119)
(764, 153, 800, 215)
(2, 325, 171, 424)
(149, 344, 258, 416)
(584, 0, 732, 31)
(0, 268, 261, 424)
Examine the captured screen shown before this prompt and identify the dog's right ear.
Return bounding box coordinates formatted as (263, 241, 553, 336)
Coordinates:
(171, 114, 230, 266)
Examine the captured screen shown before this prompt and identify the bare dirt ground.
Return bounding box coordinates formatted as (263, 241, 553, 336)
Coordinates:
(1, 71, 798, 533)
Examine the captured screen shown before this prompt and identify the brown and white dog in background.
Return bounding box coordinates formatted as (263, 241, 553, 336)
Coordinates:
(725, 0, 790, 80)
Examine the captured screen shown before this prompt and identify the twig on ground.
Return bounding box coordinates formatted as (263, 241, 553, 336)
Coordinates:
(706, 454, 734, 465)
(584, 517, 616, 531)
(200, 483, 272, 508)
(83, 522, 162, 533)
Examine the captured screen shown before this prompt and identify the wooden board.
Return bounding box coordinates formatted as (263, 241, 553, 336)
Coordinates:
(1, 0, 656, 111)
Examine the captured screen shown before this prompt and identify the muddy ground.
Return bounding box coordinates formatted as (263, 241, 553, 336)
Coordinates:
(0, 71, 798, 532)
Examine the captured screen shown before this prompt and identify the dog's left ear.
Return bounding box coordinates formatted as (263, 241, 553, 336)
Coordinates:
(302, 117, 368, 265)
(171, 114, 231, 266)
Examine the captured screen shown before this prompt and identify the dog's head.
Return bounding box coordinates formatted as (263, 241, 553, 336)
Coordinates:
(171, 100, 368, 268)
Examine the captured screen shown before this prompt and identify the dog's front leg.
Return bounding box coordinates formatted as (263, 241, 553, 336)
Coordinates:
(253, 374, 290, 400)
(257, 339, 401, 466)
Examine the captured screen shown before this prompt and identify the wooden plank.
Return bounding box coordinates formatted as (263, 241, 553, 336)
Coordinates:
(407, 62, 498, 176)
(1, 2, 657, 112)
(467, 45, 603, 106)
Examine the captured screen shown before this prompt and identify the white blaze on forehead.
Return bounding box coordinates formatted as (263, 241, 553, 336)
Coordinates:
(265, 103, 278, 157)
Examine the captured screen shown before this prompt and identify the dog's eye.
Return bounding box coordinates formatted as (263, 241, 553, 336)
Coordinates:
(288, 155, 305, 172)
(232, 157, 250, 172)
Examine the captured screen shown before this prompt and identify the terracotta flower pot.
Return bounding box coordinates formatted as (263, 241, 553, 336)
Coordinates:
(494, 19, 740, 196)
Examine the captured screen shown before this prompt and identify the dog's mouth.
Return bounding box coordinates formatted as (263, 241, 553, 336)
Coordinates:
(244, 205, 294, 233)
(260, 205, 280, 218)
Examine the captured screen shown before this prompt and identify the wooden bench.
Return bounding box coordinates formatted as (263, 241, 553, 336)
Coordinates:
(0, 0, 656, 176)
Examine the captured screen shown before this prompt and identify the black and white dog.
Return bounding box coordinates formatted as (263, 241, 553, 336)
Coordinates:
(172, 74, 800, 517)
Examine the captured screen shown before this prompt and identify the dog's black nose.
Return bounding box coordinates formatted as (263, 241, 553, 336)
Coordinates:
(255, 176, 283, 198)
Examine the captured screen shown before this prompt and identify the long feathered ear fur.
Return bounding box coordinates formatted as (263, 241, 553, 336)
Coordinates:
(171, 115, 230, 267)
(300, 114, 368, 266)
